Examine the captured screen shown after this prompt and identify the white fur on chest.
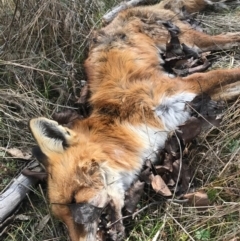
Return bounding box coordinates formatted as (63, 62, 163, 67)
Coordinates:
(155, 92, 196, 130)
(127, 124, 168, 161)
(101, 92, 196, 194)
(126, 92, 196, 162)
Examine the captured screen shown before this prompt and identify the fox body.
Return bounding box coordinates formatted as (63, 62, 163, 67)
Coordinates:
(29, 0, 240, 240)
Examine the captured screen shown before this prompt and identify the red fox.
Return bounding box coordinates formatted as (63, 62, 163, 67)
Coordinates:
(29, 0, 240, 240)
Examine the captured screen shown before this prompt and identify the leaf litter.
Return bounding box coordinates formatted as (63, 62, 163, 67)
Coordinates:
(0, 147, 31, 160)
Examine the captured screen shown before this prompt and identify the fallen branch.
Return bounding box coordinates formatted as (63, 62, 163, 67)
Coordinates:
(0, 160, 43, 225)
(102, 0, 150, 24)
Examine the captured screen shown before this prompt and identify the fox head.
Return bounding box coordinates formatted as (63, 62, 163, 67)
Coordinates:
(29, 117, 110, 241)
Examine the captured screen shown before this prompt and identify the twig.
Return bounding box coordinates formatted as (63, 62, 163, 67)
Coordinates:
(172, 131, 183, 199)
(0, 61, 63, 77)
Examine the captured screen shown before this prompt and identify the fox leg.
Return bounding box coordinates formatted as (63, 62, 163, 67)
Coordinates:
(178, 68, 240, 96)
(157, 0, 214, 14)
(178, 25, 240, 52)
(151, 0, 223, 14)
(153, 69, 240, 131)
(211, 81, 240, 100)
(120, 9, 240, 53)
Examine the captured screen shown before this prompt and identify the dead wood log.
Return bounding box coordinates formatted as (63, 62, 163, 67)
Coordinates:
(0, 160, 43, 224)
(102, 0, 152, 24)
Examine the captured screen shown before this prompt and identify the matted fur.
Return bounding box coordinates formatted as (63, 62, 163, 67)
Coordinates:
(29, 0, 240, 240)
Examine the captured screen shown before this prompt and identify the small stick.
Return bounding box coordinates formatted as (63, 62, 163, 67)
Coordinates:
(0, 160, 43, 224)
(102, 0, 148, 24)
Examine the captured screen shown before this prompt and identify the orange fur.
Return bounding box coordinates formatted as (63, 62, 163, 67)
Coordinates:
(29, 0, 240, 240)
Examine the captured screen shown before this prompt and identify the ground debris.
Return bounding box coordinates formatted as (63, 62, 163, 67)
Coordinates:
(124, 180, 145, 213)
(98, 90, 224, 239)
(0, 147, 31, 160)
(183, 192, 209, 207)
(151, 175, 172, 196)
(21, 169, 47, 182)
(163, 21, 212, 76)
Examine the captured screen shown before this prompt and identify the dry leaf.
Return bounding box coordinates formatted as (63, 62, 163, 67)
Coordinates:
(163, 21, 184, 58)
(124, 180, 145, 213)
(181, 43, 199, 58)
(15, 214, 30, 221)
(145, 159, 153, 169)
(155, 165, 171, 175)
(229, 238, 240, 241)
(177, 117, 202, 144)
(163, 153, 174, 172)
(52, 109, 81, 125)
(177, 115, 221, 145)
(167, 178, 175, 186)
(180, 163, 191, 193)
(35, 214, 50, 233)
(76, 84, 89, 104)
(151, 175, 172, 196)
(0, 147, 31, 160)
(172, 159, 191, 194)
(199, 116, 221, 130)
(184, 192, 209, 207)
(165, 135, 181, 157)
(139, 167, 153, 184)
(172, 159, 181, 181)
(22, 169, 47, 181)
(189, 93, 225, 117)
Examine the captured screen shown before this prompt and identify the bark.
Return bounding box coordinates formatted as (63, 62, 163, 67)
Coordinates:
(0, 161, 43, 224)
(102, 0, 150, 24)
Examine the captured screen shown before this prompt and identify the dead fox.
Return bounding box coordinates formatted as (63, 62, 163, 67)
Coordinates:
(29, 0, 240, 240)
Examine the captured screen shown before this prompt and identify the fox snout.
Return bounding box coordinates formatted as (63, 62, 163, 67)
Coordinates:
(70, 203, 105, 241)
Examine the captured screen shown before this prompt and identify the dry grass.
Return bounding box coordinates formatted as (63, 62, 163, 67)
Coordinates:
(0, 0, 121, 188)
(0, 1, 240, 241)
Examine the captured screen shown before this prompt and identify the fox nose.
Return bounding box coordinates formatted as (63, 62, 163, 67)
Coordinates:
(69, 202, 103, 225)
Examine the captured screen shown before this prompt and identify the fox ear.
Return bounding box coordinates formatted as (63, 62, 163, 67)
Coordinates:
(29, 117, 77, 156)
